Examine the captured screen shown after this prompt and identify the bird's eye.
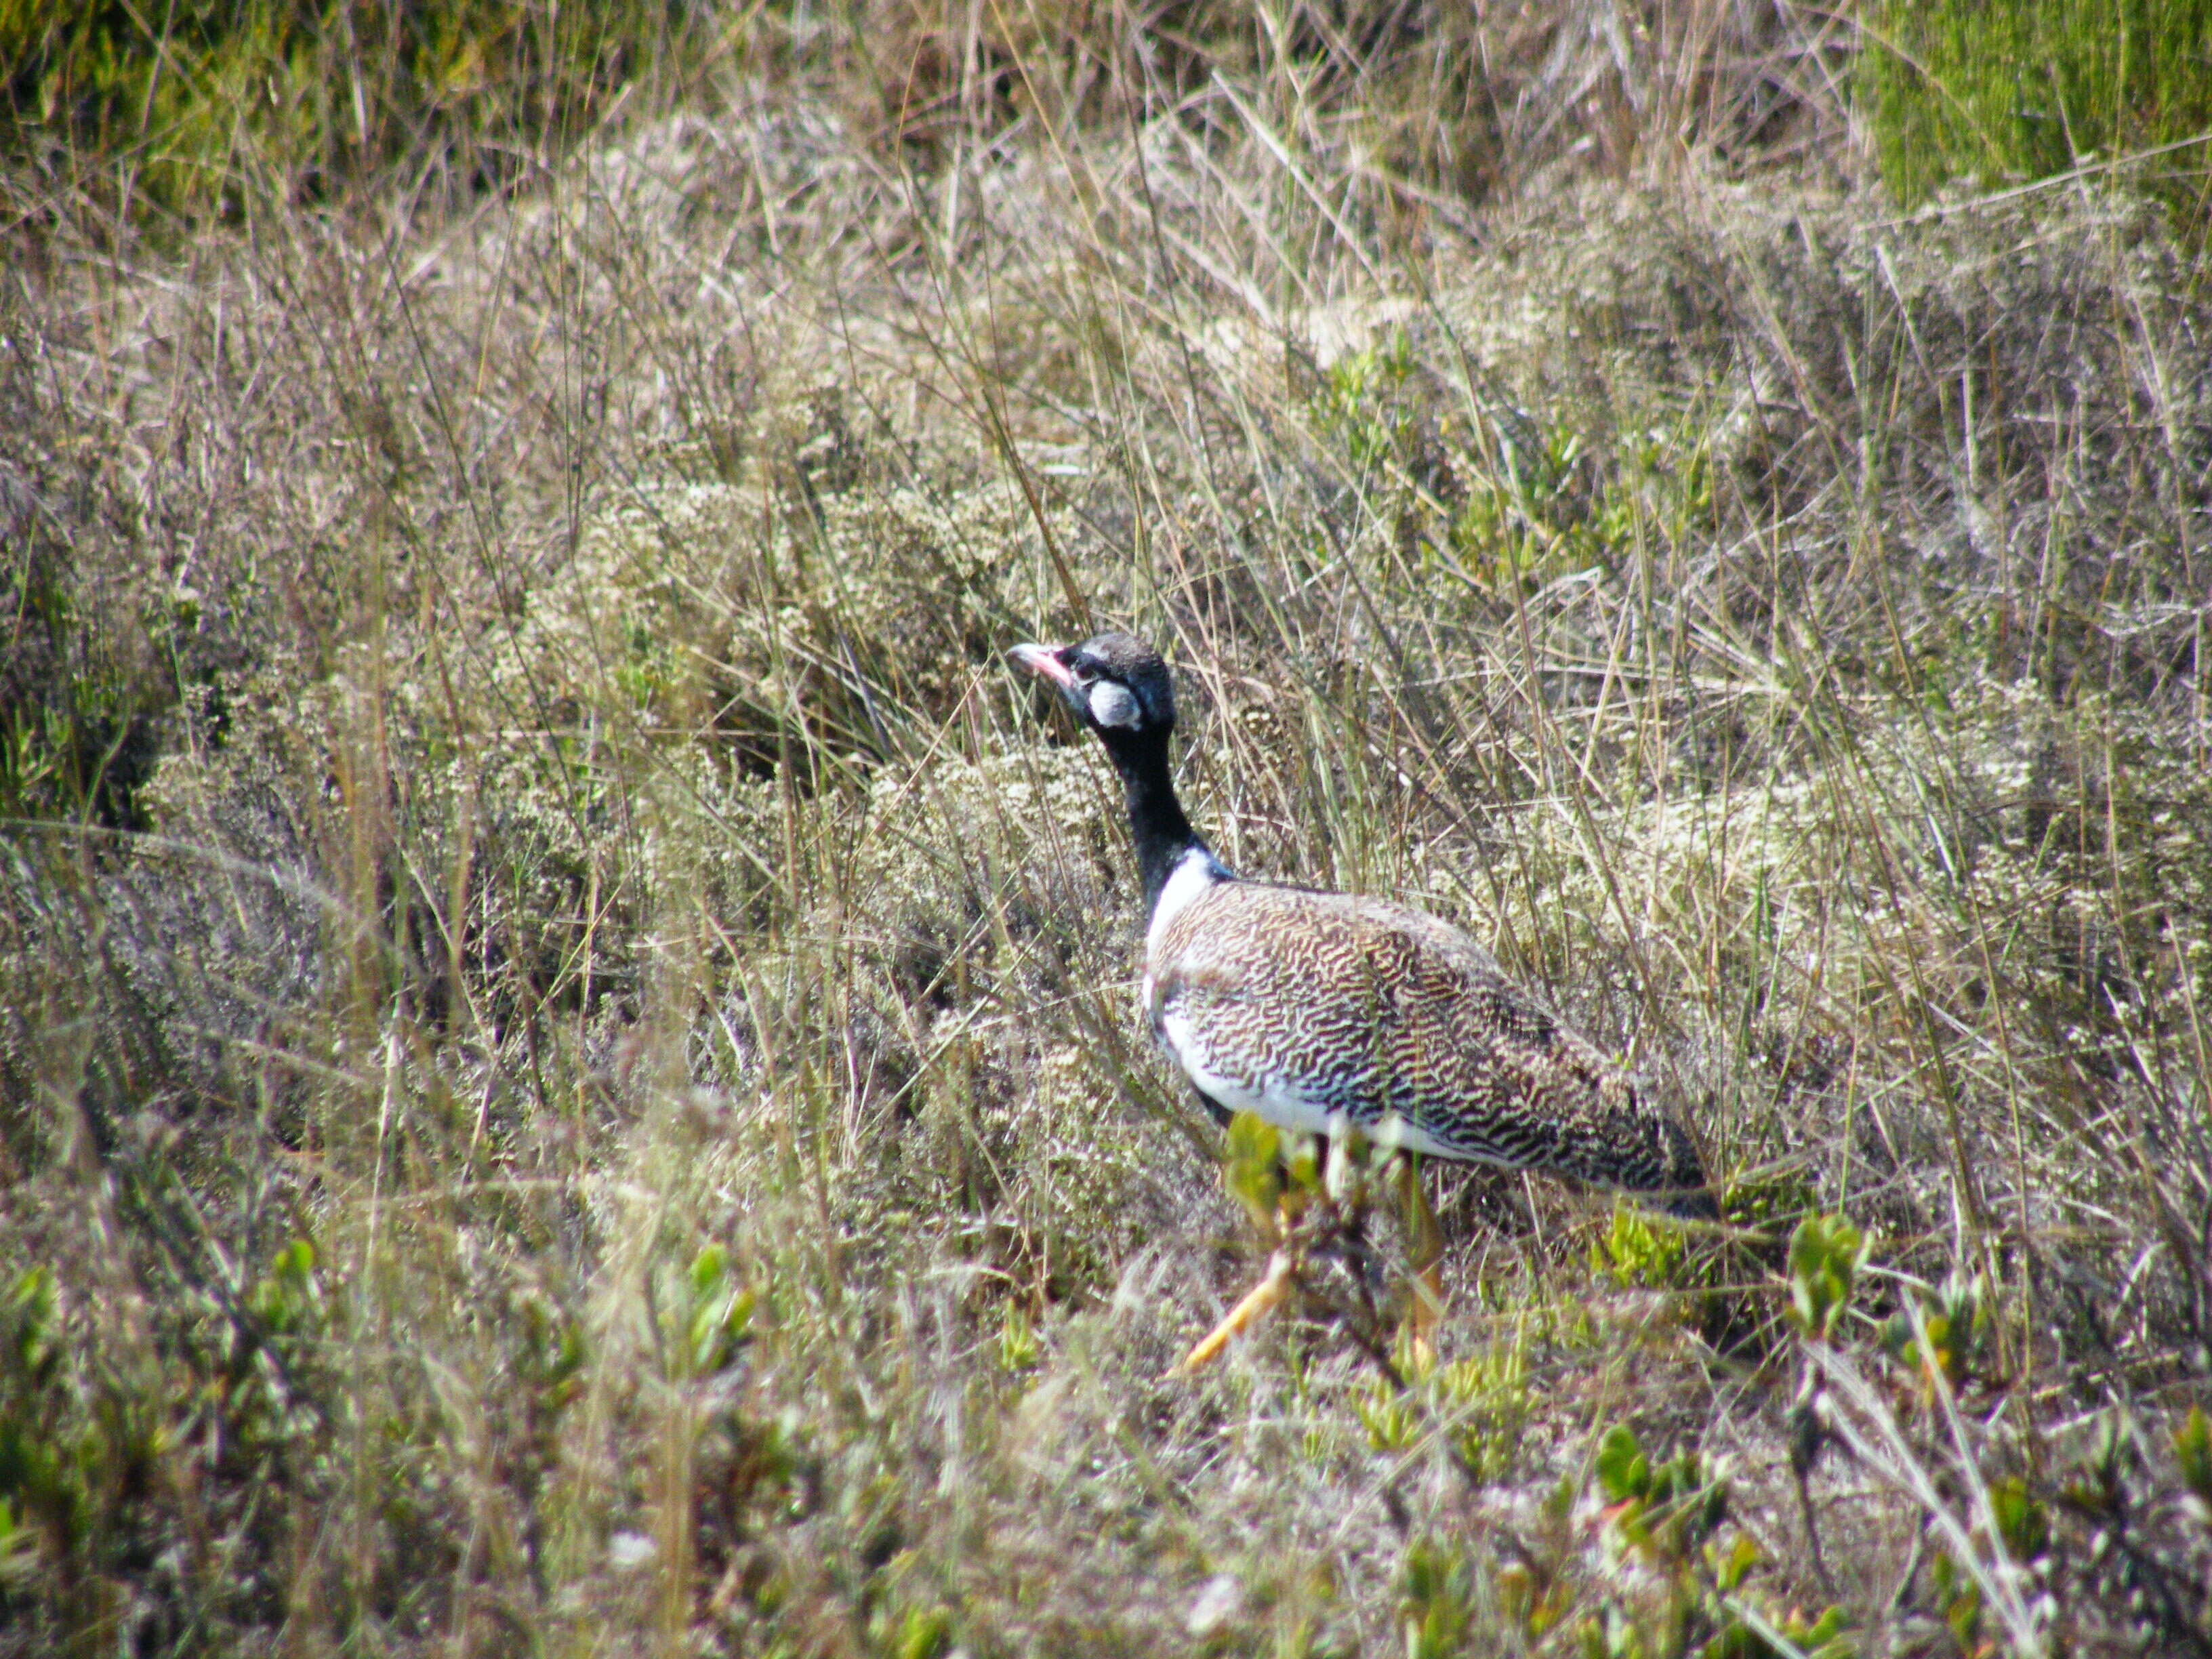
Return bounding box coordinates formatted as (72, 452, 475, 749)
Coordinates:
(1088, 681, 1142, 729)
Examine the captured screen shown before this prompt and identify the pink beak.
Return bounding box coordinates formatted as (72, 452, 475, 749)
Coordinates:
(1009, 642, 1076, 693)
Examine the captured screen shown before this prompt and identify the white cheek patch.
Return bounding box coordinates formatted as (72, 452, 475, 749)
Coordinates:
(1088, 681, 1142, 729)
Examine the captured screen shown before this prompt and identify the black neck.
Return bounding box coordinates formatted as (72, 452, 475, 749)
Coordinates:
(1097, 725, 1211, 912)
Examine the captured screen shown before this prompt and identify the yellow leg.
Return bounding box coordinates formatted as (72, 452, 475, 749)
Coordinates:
(1399, 1155, 1444, 1361)
(1171, 1248, 1298, 1376)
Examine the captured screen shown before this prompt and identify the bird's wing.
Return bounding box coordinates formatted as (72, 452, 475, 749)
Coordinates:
(1147, 883, 1703, 1195)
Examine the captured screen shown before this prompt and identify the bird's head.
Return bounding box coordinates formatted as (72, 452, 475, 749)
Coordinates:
(1010, 632, 1176, 740)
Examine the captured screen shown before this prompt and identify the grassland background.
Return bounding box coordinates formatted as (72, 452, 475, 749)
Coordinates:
(3, 3, 2211, 1655)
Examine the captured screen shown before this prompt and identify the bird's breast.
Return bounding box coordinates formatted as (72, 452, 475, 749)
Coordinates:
(1145, 847, 1231, 962)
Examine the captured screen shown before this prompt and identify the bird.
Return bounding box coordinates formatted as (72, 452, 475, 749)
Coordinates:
(1010, 631, 1716, 1330)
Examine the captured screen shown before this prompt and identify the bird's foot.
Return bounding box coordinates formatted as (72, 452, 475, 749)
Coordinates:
(1172, 1200, 1355, 1375)
(1401, 1258, 1445, 1369)
(1397, 1156, 1446, 1365)
(1170, 1247, 1299, 1376)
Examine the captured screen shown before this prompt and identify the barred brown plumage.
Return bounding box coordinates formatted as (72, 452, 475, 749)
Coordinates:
(1010, 630, 1714, 1220)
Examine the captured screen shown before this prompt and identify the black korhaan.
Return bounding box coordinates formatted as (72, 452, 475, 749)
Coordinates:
(1012, 631, 1714, 1219)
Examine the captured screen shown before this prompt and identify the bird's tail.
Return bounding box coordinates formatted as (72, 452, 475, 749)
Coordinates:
(1660, 1185, 1721, 1222)
(1652, 1115, 1718, 1220)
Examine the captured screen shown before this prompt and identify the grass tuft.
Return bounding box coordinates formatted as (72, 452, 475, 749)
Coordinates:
(1862, 0, 2212, 231)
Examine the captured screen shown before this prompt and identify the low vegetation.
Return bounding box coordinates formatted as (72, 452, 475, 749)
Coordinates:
(1864, 0, 2212, 226)
(3, 3, 2209, 1654)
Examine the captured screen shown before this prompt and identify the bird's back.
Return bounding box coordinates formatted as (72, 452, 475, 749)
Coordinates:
(1145, 880, 1705, 1200)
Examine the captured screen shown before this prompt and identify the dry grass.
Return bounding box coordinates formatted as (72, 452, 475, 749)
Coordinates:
(4, 5, 2211, 1656)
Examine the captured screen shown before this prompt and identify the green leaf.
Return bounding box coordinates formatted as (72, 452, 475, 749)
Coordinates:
(4, 1268, 58, 1385)
(0, 1494, 35, 1584)
(1713, 1532, 1759, 1591)
(1597, 1204, 1685, 1290)
(1223, 1110, 1283, 1231)
(689, 1244, 729, 1299)
(1781, 1605, 1855, 1659)
(248, 1239, 322, 1335)
(2177, 1406, 2212, 1508)
(1397, 1538, 1473, 1659)
(1595, 1424, 1648, 1504)
(998, 1300, 1040, 1374)
(1786, 1214, 1865, 1343)
(897, 1606, 952, 1659)
(684, 1246, 754, 1375)
(1988, 1476, 2048, 1560)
